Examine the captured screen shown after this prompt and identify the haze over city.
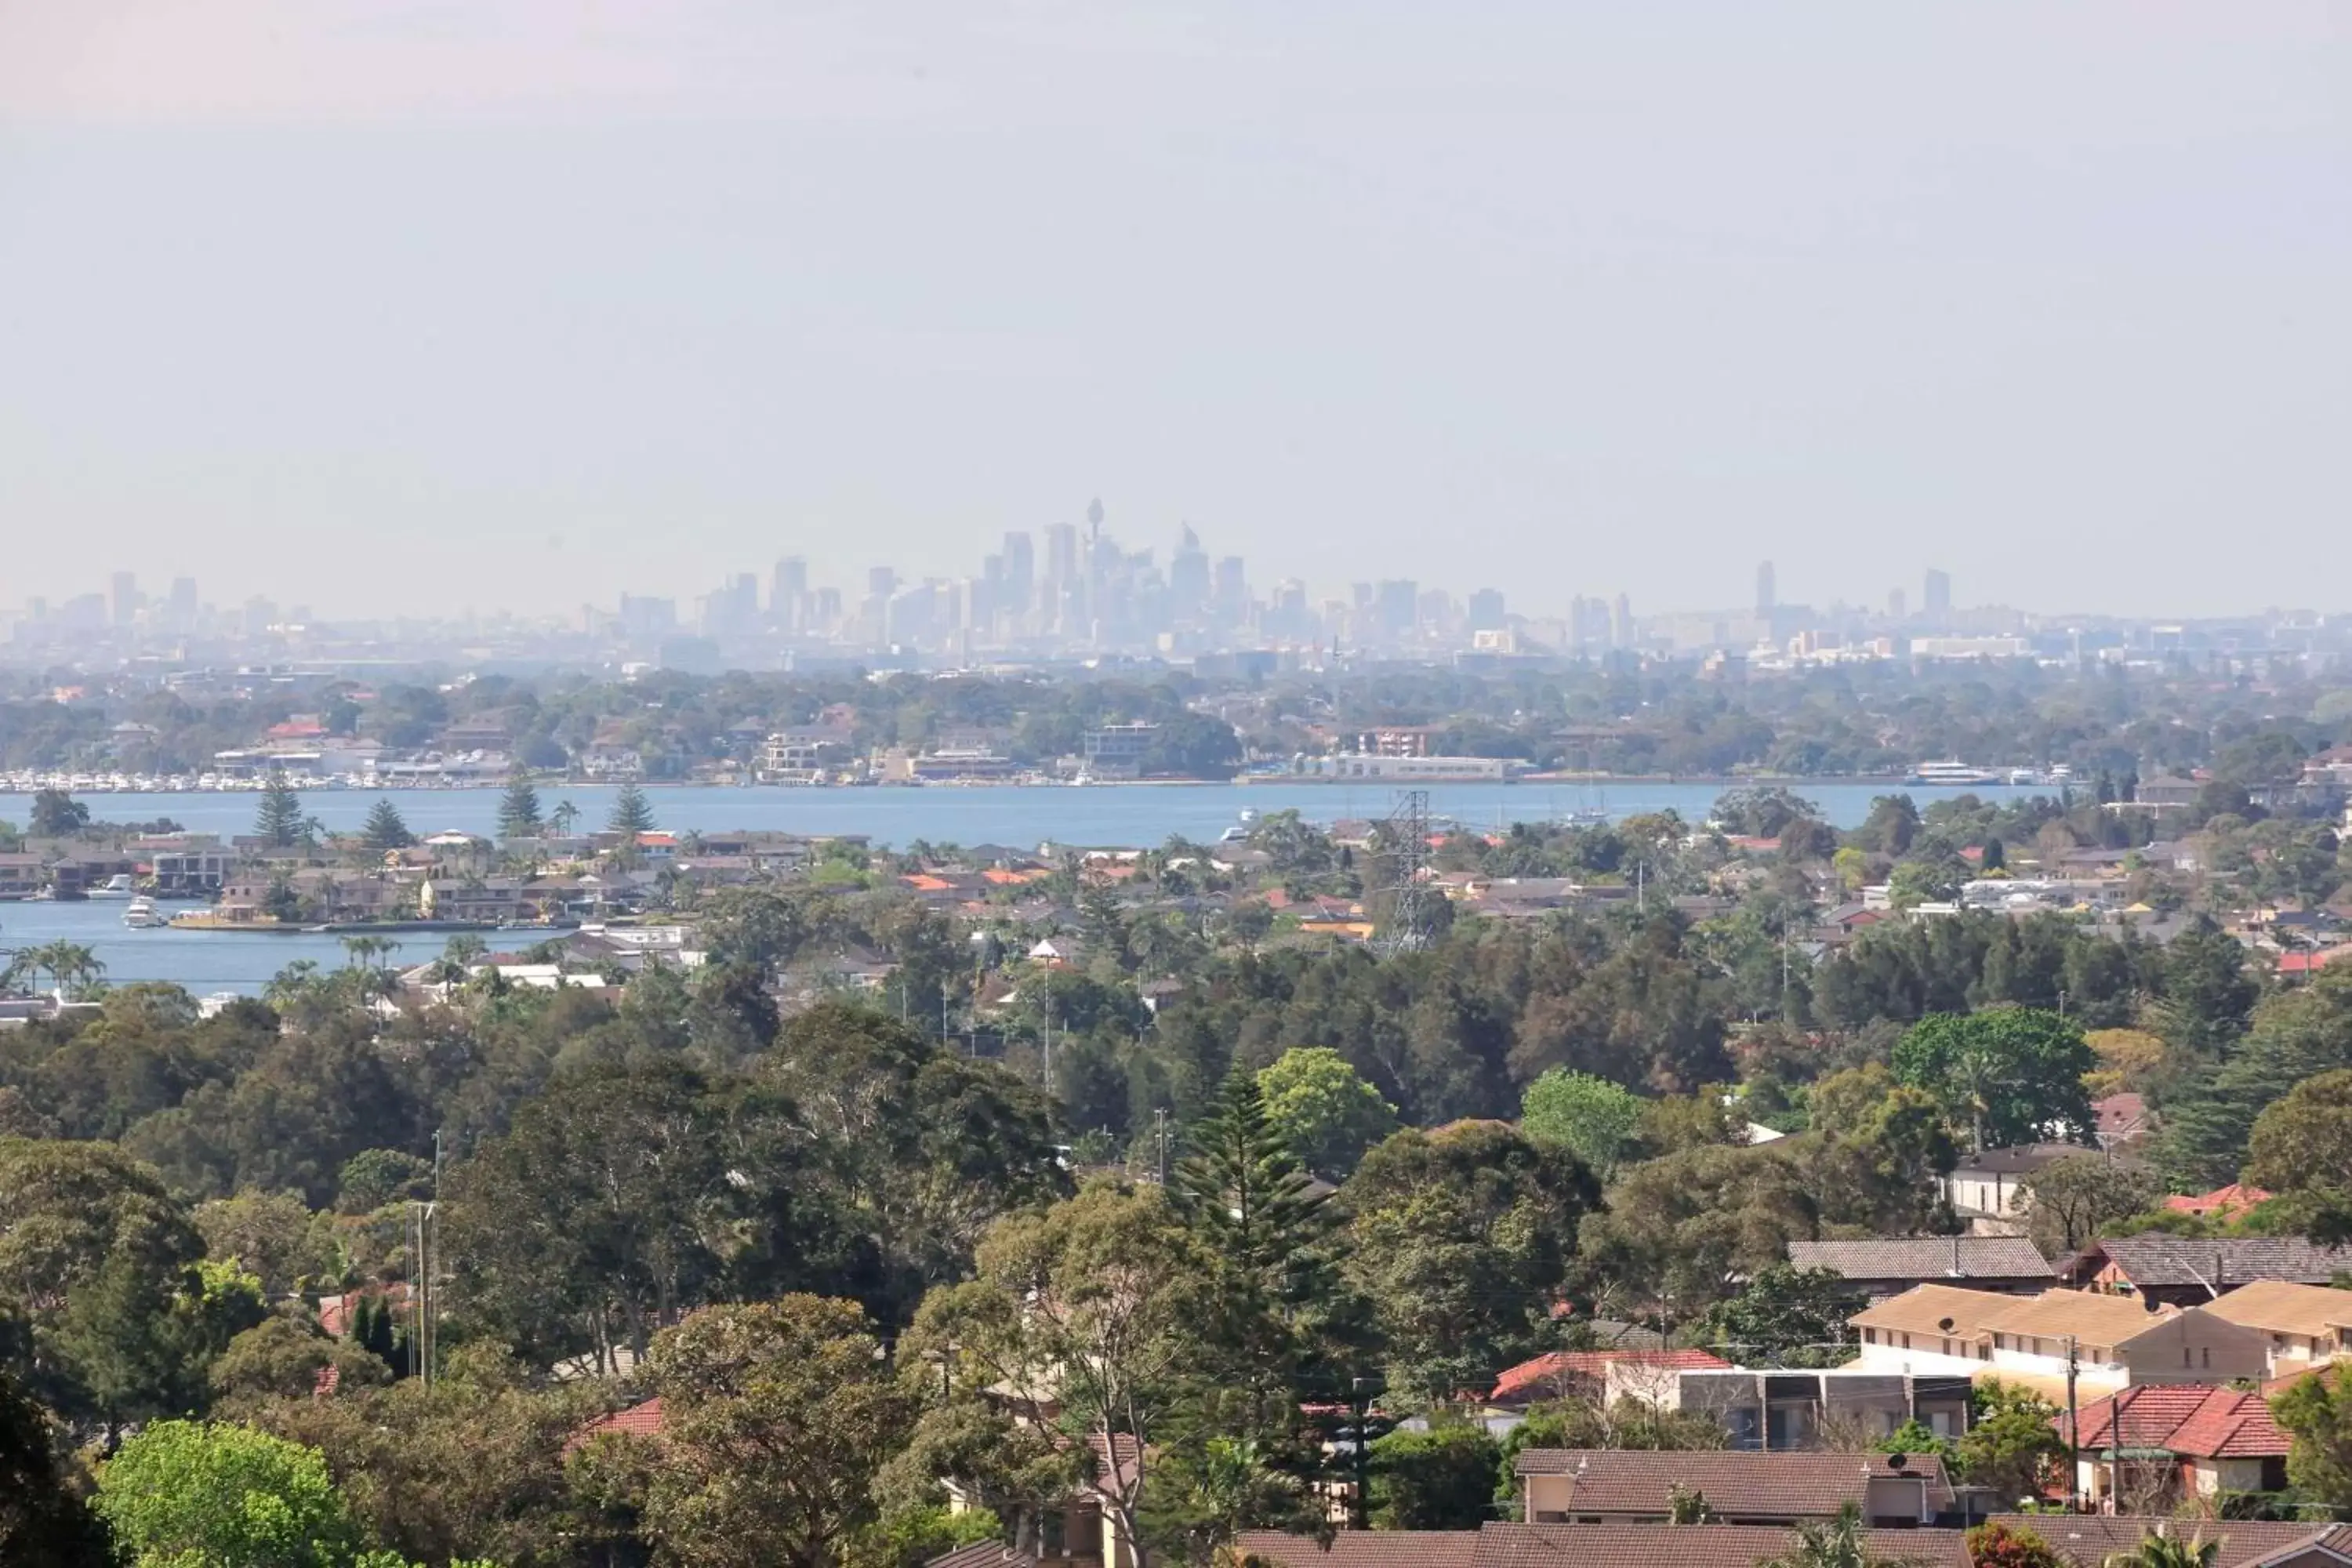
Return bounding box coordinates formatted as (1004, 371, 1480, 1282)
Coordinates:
(4, 2, 2347, 619)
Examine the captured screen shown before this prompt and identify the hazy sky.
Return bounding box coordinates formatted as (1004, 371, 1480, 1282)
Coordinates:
(2, 2, 2347, 621)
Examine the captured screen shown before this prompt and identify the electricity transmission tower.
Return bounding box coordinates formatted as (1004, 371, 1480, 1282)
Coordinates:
(1375, 789, 1437, 954)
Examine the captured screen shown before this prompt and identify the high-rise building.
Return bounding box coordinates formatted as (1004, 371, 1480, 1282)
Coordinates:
(771, 557, 808, 630)
(1044, 524, 1079, 588)
(1001, 532, 1035, 618)
(1611, 593, 1633, 649)
(1755, 561, 1777, 616)
(1376, 580, 1419, 638)
(1924, 568, 1952, 622)
(111, 572, 140, 628)
(167, 576, 199, 632)
(1467, 588, 1507, 631)
(1211, 556, 1247, 625)
(1168, 524, 1210, 616)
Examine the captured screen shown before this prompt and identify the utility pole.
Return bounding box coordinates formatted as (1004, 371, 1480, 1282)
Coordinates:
(2064, 1334, 2080, 1512)
(1154, 1108, 1169, 1185)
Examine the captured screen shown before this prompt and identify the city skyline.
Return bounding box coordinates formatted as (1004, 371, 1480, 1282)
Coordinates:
(4, 7, 2344, 620)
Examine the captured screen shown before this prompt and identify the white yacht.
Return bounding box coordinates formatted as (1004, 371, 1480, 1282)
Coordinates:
(1906, 760, 2004, 786)
(122, 897, 168, 929)
(90, 874, 136, 898)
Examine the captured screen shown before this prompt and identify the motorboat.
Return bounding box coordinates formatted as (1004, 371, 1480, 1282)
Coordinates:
(90, 874, 136, 898)
(122, 897, 168, 929)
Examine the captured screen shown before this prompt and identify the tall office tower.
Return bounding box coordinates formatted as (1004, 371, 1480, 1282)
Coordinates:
(1888, 588, 1907, 621)
(1001, 531, 1035, 619)
(619, 593, 678, 638)
(1611, 593, 1633, 648)
(772, 557, 809, 631)
(1168, 524, 1210, 617)
(1755, 560, 1777, 616)
(1375, 580, 1418, 639)
(1924, 568, 1952, 623)
(1045, 524, 1080, 590)
(811, 587, 844, 632)
(732, 573, 759, 627)
(167, 575, 199, 631)
(1210, 556, 1248, 626)
(866, 566, 899, 601)
(111, 572, 140, 628)
(1085, 495, 1105, 547)
(1467, 588, 1507, 631)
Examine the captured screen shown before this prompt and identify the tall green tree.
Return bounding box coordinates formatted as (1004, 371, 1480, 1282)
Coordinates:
(252, 768, 311, 849)
(1366, 1425, 1501, 1530)
(907, 1182, 1211, 1568)
(0, 1370, 114, 1566)
(1254, 1047, 1399, 1180)
(608, 1298, 917, 1568)
(359, 798, 413, 852)
(95, 1420, 361, 1568)
(1702, 1265, 1857, 1368)
(605, 782, 656, 836)
(1519, 1069, 1645, 1179)
(27, 789, 89, 838)
(495, 769, 543, 838)
(1890, 1007, 2094, 1151)
(2159, 969, 2352, 1190)
(1342, 1123, 1596, 1404)
(0, 1139, 209, 1435)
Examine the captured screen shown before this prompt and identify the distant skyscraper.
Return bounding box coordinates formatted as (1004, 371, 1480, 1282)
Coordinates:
(1467, 588, 1506, 631)
(1924, 568, 1952, 622)
(111, 571, 140, 628)
(1169, 524, 1210, 615)
(167, 575, 198, 631)
(1002, 532, 1035, 617)
(1755, 561, 1777, 616)
(866, 566, 899, 601)
(1375, 580, 1418, 638)
(1888, 587, 1907, 621)
(1045, 524, 1079, 587)
(772, 557, 808, 630)
(1610, 593, 1633, 648)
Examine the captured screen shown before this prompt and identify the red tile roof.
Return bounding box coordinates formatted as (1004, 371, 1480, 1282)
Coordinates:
(2163, 1183, 2273, 1217)
(2063, 1385, 2288, 1460)
(564, 1396, 665, 1454)
(1490, 1348, 1730, 1405)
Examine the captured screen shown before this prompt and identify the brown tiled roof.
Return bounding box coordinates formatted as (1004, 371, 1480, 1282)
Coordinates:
(926, 1544, 1038, 1568)
(1474, 1523, 1965, 1568)
(2199, 1279, 2352, 1338)
(1989, 1515, 2326, 1568)
(1788, 1236, 2055, 1283)
(2062, 1385, 2289, 1459)
(2088, 1235, 2351, 1287)
(1510, 1449, 1954, 1516)
(1235, 1531, 1479, 1568)
(1850, 1285, 2194, 1352)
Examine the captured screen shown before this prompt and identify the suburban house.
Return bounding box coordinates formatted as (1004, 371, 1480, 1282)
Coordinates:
(1669, 1367, 1978, 1450)
(148, 837, 234, 895)
(1847, 1285, 2268, 1396)
(2165, 1184, 2274, 1221)
(0, 852, 45, 898)
(1942, 1145, 2121, 1232)
(1514, 1449, 1953, 1528)
(2068, 1237, 2352, 1308)
(2198, 1281, 2352, 1377)
(1236, 1522, 1971, 1568)
(2060, 1385, 2291, 1512)
(1486, 1348, 1729, 1410)
(1786, 1237, 2057, 1300)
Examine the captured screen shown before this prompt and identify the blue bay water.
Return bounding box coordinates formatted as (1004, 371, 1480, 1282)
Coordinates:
(0, 779, 2048, 995)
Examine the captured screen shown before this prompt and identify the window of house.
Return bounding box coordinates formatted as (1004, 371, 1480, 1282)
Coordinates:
(2183, 1346, 2193, 1367)
(2202, 1347, 2210, 1368)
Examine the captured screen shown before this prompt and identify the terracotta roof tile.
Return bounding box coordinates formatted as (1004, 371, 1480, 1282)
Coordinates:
(1991, 1515, 2325, 1568)
(2063, 1385, 2288, 1460)
(1236, 1532, 1479, 1568)
(1475, 1523, 1966, 1568)
(1491, 1349, 1730, 1405)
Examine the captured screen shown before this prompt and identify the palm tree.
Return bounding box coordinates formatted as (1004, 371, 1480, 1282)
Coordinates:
(1758, 1504, 1904, 1568)
(30, 941, 105, 1000)
(550, 800, 581, 837)
(2104, 1531, 2220, 1568)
